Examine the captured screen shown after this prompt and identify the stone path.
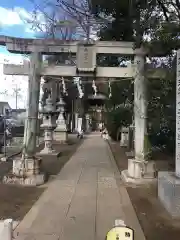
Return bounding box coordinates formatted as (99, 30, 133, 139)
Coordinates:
(14, 133, 145, 240)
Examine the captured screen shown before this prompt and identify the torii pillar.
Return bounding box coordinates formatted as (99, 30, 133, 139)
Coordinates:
(134, 47, 148, 162)
(3, 52, 45, 186)
(122, 47, 154, 182)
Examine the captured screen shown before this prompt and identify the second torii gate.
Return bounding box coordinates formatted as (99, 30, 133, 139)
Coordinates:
(0, 35, 166, 185)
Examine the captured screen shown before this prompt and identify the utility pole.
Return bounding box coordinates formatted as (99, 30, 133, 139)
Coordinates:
(15, 84, 18, 110)
(12, 84, 20, 110)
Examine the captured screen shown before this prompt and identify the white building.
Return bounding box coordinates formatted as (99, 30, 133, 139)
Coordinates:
(0, 101, 11, 115)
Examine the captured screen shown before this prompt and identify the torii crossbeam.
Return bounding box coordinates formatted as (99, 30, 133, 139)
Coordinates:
(0, 36, 167, 79)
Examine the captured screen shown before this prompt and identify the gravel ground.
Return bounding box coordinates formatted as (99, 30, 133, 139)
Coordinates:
(0, 135, 83, 220)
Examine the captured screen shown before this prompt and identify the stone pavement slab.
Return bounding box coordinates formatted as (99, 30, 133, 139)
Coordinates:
(14, 133, 145, 240)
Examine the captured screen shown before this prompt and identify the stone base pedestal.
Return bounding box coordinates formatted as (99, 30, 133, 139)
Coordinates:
(37, 149, 61, 157)
(120, 128, 129, 147)
(54, 131, 68, 143)
(3, 173, 45, 186)
(120, 138, 128, 147)
(36, 148, 59, 156)
(3, 157, 45, 186)
(120, 142, 128, 147)
(121, 158, 156, 184)
(125, 150, 135, 158)
(12, 157, 41, 176)
(158, 171, 180, 218)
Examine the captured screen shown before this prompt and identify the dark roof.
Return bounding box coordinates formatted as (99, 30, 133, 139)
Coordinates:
(0, 102, 11, 108)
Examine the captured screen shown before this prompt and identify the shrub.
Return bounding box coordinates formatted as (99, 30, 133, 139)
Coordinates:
(105, 107, 132, 140)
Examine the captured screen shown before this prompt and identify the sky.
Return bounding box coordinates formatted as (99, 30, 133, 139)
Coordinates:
(0, 0, 43, 108)
(0, 0, 96, 108)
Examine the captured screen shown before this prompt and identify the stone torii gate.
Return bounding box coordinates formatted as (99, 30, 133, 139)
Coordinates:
(0, 35, 165, 186)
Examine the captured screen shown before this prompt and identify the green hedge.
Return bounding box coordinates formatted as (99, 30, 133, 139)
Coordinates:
(105, 107, 132, 140)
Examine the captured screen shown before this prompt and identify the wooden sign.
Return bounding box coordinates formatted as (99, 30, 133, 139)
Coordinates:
(76, 44, 96, 72)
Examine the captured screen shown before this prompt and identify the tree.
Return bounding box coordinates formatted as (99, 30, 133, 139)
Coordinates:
(21, 0, 179, 150)
(24, 0, 115, 131)
(20, 0, 110, 40)
(148, 57, 176, 153)
(90, 0, 178, 152)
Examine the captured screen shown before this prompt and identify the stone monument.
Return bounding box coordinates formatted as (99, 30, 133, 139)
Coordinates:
(158, 49, 180, 218)
(120, 127, 129, 147)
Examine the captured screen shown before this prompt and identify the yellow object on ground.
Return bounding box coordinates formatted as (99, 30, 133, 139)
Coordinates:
(106, 226, 134, 240)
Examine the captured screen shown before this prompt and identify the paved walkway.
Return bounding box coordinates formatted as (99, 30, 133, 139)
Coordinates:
(14, 133, 145, 240)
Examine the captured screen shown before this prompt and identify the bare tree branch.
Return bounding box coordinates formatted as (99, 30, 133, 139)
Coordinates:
(23, 0, 111, 41)
(157, 0, 170, 22)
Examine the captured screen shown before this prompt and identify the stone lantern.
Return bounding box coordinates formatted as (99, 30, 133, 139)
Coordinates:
(38, 95, 57, 154)
(120, 127, 129, 147)
(54, 96, 68, 143)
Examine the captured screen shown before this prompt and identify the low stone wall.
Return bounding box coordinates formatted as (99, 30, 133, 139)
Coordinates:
(1, 137, 44, 156)
(8, 136, 44, 146)
(12, 136, 23, 145)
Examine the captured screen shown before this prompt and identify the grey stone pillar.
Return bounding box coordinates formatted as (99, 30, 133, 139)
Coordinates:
(75, 113, 78, 132)
(50, 79, 58, 138)
(134, 48, 148, 162)
(176, 50, 180, 177)
(23, 52, 42, 157)
(78, 98, 84, 131)
(125, 47, 148, 179)
(71, 100, 75, 132)
(85, 113, 90, 133)
(3, 52, 45, 186)
(121, 47, 154, 182)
